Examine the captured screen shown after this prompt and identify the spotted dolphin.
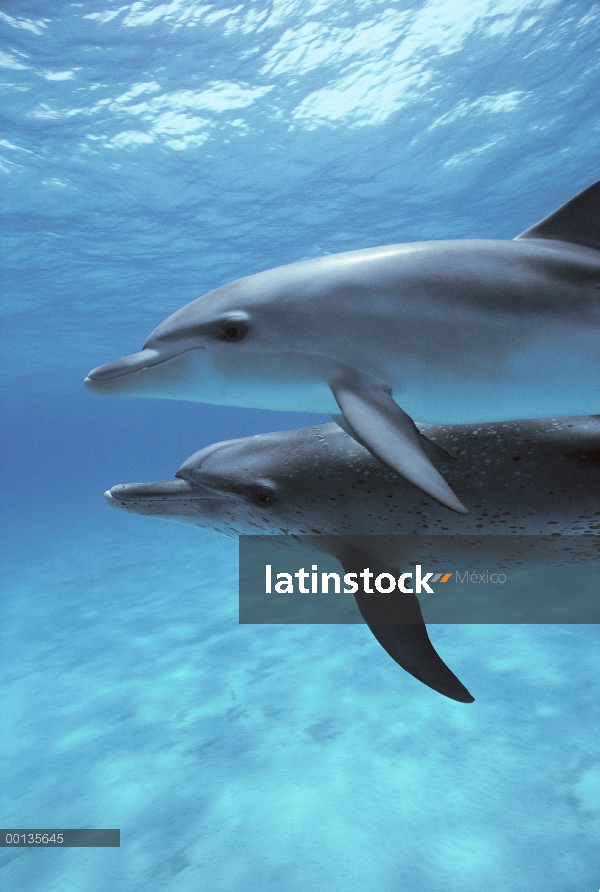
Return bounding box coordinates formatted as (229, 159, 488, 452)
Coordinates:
(106, 416, 600, 538)
(87, 181, 600, 514)
(105, 415, 600, 702)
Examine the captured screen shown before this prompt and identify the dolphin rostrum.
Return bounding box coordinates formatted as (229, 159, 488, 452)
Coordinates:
(87, 181, 600, 515)
(105, 415, 600, 702)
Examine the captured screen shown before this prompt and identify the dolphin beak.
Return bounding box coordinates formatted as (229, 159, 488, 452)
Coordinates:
(105, 478, 218, 509)
(84, 349, 162, 392)
(85, 345, 206, 398)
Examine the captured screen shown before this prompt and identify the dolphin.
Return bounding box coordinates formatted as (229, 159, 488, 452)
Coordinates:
(87, 181, 600, 515)
(106, 416, 600, 538)
(104, 415, 600, 702)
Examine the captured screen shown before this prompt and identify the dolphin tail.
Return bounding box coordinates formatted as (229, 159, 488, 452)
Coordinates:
(320, 537, 474, 703)
(329, 374, 468, 514)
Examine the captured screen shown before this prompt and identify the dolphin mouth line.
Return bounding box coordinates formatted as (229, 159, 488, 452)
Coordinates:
(107, 492, 219, 502)
(86, 345, 204, 383)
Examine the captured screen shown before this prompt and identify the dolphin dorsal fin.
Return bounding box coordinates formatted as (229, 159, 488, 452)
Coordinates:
(515, 179, 600, 249)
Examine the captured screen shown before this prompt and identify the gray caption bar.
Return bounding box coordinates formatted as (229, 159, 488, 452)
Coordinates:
(239, 535, 600, 623)
(0, 830, 120, 847)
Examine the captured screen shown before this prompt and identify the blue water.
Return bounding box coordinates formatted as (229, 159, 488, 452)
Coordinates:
(2, 1, 600, 889)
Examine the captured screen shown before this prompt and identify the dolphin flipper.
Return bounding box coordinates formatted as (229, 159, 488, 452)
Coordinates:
(364, 623, 475, 703)
(330, 375, 468, 514)
(320, 537, 474, 703)
(331, 414, 457, 462)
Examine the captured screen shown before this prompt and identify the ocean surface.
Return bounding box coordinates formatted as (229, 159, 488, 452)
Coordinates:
(1, 1, 600, 889)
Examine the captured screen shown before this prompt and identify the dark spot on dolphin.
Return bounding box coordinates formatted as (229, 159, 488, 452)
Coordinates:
(565, 448, 600, 464)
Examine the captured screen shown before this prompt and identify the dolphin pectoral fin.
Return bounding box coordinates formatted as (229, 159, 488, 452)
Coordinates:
(332, 413, 457, 462)
(330, 376, 468, 514)
(331, 412, 370, 448)
(418, 432, 457, 462)
(354, 581, 474, 703)
(363, 622, 475, 703)
(320, 537, 474, 703)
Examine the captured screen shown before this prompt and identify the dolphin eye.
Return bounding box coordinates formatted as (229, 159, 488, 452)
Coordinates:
(252, 489, 276, 505)
(220, 317, 249, 341)
(224, 325, 244, 340)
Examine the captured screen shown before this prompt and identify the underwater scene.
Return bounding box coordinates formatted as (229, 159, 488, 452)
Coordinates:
(2, 1, 600, 889)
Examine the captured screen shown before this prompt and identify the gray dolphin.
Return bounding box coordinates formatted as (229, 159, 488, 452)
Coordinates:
(106, 416, 600, 538)
(87, 181, 600, 515)
(104, 415, 600, 703)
